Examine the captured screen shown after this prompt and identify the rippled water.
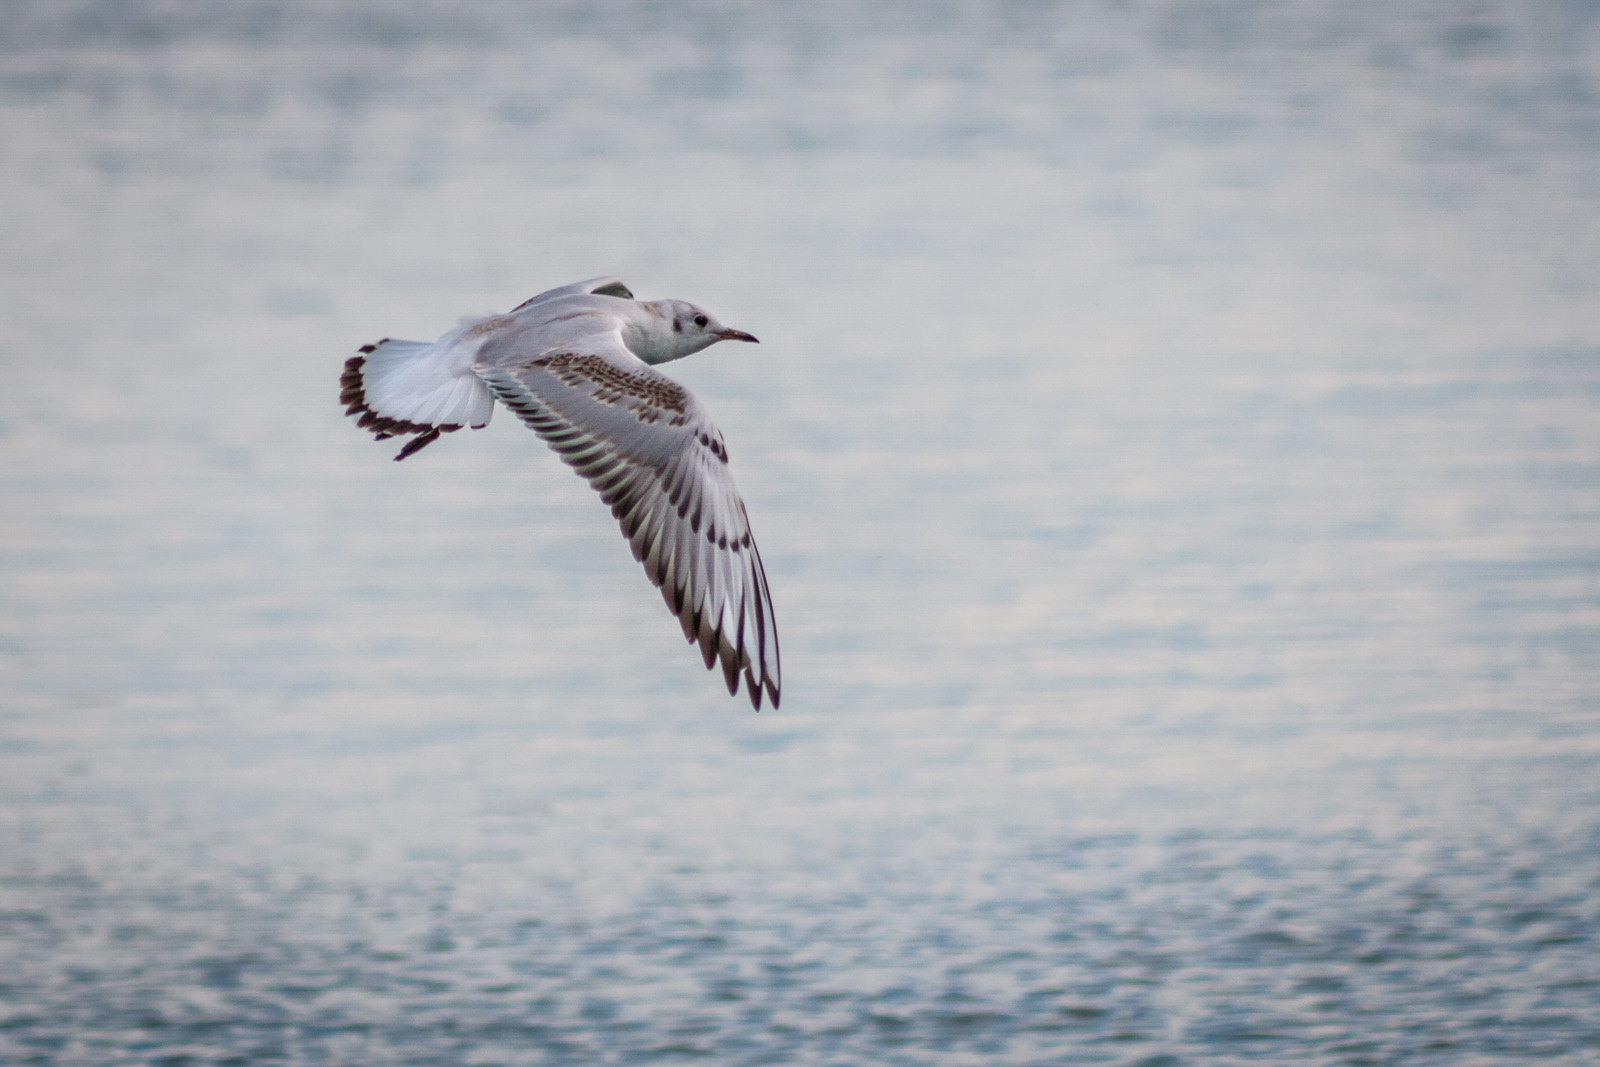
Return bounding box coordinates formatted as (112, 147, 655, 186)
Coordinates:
(2, 1, 1598, 1063)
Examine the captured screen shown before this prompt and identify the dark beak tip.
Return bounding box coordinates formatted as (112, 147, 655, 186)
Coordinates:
(719, 328, 759, 344)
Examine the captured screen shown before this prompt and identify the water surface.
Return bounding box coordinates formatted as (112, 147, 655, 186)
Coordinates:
(2, 2, 1598, 1063)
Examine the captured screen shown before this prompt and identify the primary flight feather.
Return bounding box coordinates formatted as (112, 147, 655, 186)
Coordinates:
(340, 277, 780, 710)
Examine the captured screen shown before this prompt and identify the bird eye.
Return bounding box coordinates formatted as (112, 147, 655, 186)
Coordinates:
(693, 314, 709, 328)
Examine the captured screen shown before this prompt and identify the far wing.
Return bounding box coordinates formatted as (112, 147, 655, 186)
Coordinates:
(475, 331, 780, 709)
(510, 276, 634, 312)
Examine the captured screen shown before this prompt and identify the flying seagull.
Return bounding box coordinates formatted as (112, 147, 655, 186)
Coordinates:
(340, 277, 780, 709)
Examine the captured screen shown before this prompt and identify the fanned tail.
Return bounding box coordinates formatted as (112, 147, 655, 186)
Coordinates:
(340, 337, 496, 460)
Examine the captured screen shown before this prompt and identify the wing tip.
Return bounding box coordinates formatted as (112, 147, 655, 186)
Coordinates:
(742, 670, 779, 712)
(719, 637, 740, 695)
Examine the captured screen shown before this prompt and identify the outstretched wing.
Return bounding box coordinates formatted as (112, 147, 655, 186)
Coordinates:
(475, 331, 781, 709)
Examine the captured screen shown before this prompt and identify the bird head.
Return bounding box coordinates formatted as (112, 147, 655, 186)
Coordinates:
(631, 299, 759, 364)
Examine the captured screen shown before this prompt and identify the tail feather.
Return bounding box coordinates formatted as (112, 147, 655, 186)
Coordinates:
(341, 337, 495, 460)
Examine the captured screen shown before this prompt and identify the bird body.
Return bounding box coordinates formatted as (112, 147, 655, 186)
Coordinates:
(341, 278, 779, 709)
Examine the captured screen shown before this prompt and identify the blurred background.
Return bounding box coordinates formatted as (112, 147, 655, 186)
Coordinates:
(1, 1, 1597, 1063)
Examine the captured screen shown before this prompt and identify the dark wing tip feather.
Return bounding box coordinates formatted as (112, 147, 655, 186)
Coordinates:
(719, 638, 740, 696)
(676, 606, 699, 644)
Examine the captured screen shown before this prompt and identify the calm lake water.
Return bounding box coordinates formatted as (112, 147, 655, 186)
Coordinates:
(2, 1, 1598, 1064)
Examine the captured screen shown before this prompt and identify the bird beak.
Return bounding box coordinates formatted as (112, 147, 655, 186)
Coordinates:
(717, 328, 759, 343)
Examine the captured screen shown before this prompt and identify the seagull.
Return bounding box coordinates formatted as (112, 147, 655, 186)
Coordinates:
(340, 277, 780, 709)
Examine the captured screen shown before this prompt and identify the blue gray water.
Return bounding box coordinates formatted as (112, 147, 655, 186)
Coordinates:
(2, 1, 1598, 1063)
